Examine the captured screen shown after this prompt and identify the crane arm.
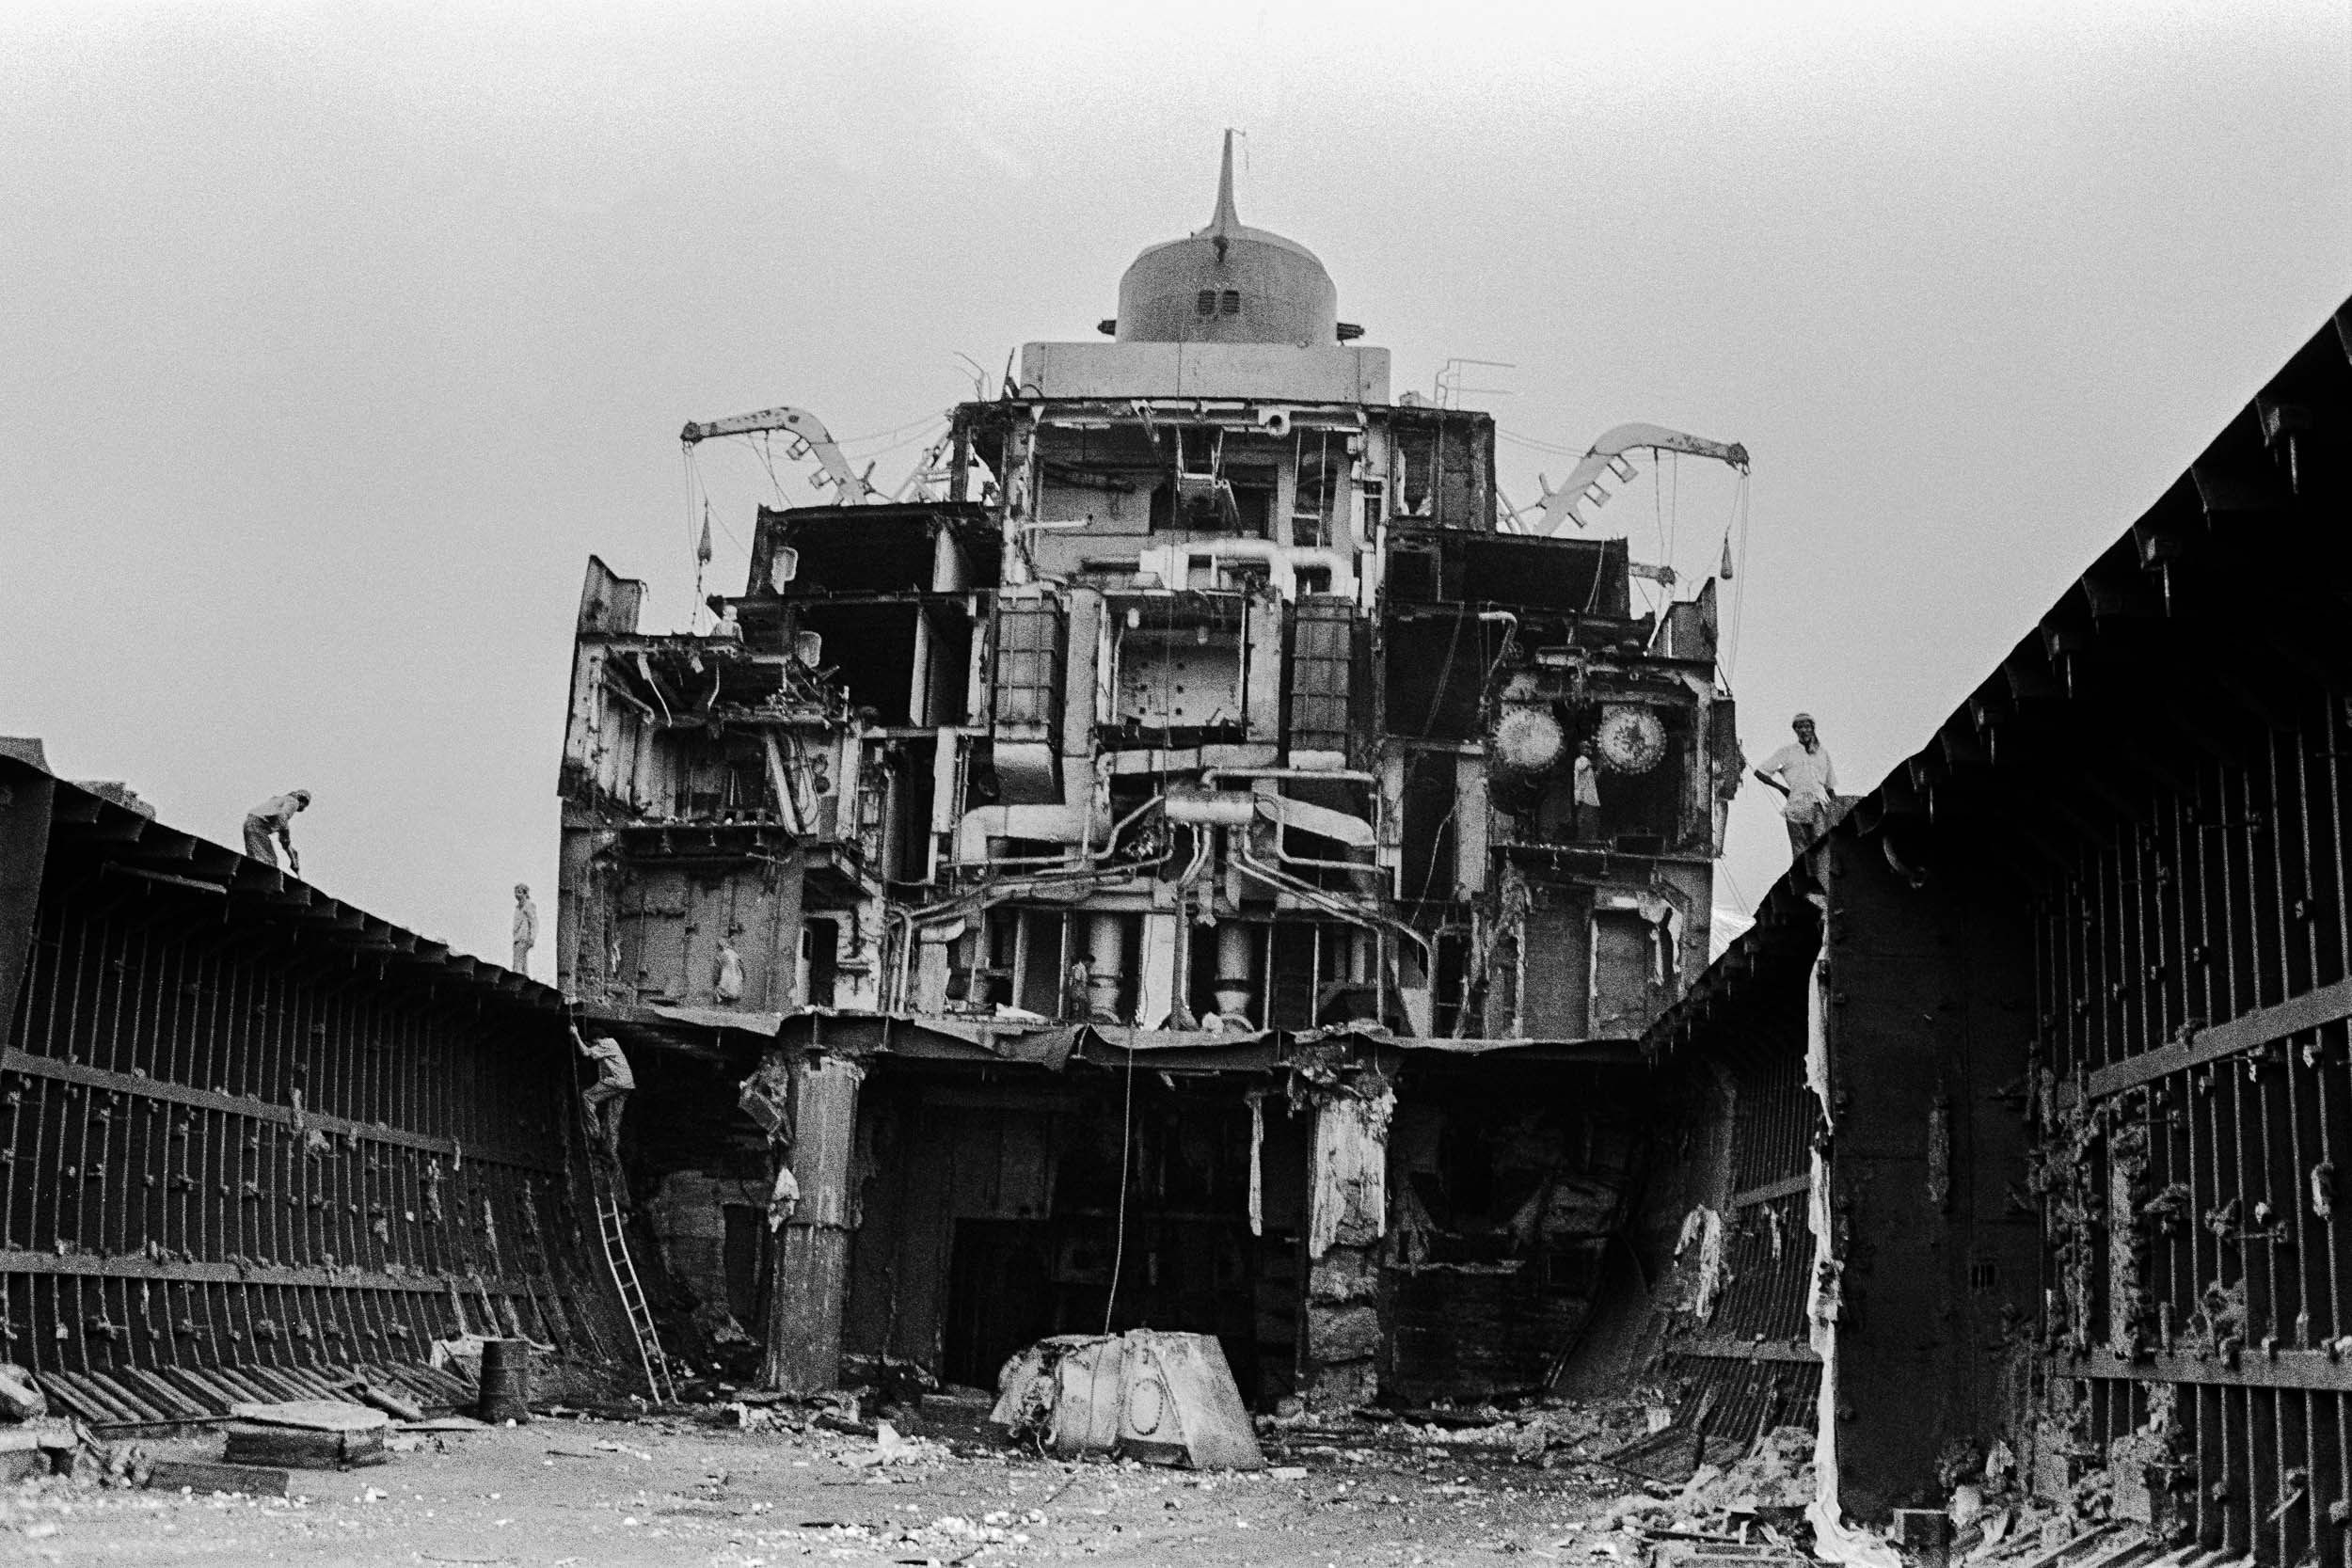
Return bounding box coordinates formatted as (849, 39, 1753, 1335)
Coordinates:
(679, 405, 876, 503)
(1530, 421, 1748, 535)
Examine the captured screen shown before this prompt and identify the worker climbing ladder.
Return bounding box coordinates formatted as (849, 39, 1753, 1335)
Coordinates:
(564, 1010, 671, 1402)
(590, 1162, 675, 1404)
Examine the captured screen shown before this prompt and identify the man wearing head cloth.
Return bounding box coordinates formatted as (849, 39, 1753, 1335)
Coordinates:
(1755, 713, 1836, 857)
(243, 789, 311, 876)
(512, 884, 539, 975)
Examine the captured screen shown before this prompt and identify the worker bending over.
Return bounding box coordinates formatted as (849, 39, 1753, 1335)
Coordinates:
(243, 789, 311, 875)
(1756, 713, 1837, 857)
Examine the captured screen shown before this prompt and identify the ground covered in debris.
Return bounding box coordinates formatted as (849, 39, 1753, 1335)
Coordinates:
(0, 1399, 1762, 1567)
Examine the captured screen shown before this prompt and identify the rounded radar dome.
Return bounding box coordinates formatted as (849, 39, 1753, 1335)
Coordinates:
(1490, 705, 1566, 775)
(1114, 132, 1341, 347)
(1596, 705, 1668, 774)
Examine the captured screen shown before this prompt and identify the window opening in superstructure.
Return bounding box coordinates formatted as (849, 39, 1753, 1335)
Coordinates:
(1196, 290, 1217, 318)
(1108, 594, 1247, 746)
(800, 918, 840, 1008)
(1226, 473, 1275, 538)
(1295, 436, 1344, 548)
(1219, 290, 1241, 317)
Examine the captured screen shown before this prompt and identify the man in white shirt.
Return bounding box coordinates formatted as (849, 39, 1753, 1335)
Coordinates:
(1755, 713, 1837, 858)
(1571, 741, 1602, 839)
(512, 885, 538, 974)
(243, 790, 310, 875)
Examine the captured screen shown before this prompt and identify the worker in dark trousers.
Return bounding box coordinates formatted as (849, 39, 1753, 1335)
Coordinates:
(1571, 740, 1602, 839)
(1756, 712, 1837, 857)
(243, 789, 311, 874)
(570, 1022, 634, 1164)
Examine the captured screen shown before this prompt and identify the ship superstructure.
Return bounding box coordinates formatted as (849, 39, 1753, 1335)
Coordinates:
(557, 138, 1748, 1409)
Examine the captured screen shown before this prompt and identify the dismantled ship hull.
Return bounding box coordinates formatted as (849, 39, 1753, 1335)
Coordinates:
(0, 747, 634, 1427)
(1629, 299, 2352, 1544)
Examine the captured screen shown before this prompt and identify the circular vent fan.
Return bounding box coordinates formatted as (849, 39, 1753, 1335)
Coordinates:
(1490, 705, 1565, 774)
(1595, 705, 1668, 774)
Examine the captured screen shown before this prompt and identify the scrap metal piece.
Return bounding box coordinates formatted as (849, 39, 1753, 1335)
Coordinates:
(990, 1330, 1263, 1469)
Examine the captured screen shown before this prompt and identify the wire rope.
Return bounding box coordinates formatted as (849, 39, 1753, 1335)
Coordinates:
(1667, 451, 1680, 570)
(1653, 452, 1668, 563)
(833, 411, 948, 450)
(1719, 864, 1754, 919)
(1722, 472, 1753, 682)
(1102, 1037, 1137, 1334)
(838, 419, 948, 463)
(754, 434, 788, 502)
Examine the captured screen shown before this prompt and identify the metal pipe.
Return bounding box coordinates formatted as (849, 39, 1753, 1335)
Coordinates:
(1229, 832, 1435, 970)
(955, 791, 1162, 871)
(1087, 913, 1128, 1022)
(1200, 768, 1375, 786)
(886, 834, 1180, 1010)
(1208, 769, 1381, 875)
(1211, 923, 1256, 1024)
(1167, 829, 1214, 1030)
(1270, 839, 1378, 876)
(940, 800, 1171, 908)
(885, 905, 916, 1014)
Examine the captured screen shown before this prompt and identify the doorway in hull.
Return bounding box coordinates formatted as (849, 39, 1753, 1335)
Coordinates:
(937, 1078, 1310, 1407)
(943, 1220, 1056, 1389)
(1382, 1063, 1650, 1404)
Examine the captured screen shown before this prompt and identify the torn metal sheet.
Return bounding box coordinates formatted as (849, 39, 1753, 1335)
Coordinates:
(1309, 1080, 1394, 1259)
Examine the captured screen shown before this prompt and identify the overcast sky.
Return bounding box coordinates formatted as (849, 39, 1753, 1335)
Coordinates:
(4, 1, 2346, 970)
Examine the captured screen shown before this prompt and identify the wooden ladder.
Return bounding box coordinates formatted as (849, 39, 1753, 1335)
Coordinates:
(592, 1168, 675, 1404)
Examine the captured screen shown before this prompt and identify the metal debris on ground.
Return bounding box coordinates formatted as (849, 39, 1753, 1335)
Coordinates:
(144, 1459, 293, 1497)
(593, 1439, 656, 1461)
(1626, 1425, 1817, 1529)
(222, 1403, 392, 1470)
(341, 1378, 426, 1422)
(993, 1329, 1264, 1469)
(841, 1419, 951, 1468)
(1260, 1386, 1670, 1473)
(0, 1366, 46, 1422)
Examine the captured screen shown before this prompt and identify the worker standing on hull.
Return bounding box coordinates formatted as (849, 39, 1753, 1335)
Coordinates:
(1756, 714, 1836, 857)
(243, 789, 311, 875)
(512, 884, 538, 974)
(1572, 740, 1602, 839)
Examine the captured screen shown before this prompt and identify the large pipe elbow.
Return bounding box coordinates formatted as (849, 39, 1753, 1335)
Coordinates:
(955, 804, 1084, 862)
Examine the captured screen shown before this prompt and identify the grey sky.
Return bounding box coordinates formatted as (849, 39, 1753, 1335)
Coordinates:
(5, 2, 2346, 967)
